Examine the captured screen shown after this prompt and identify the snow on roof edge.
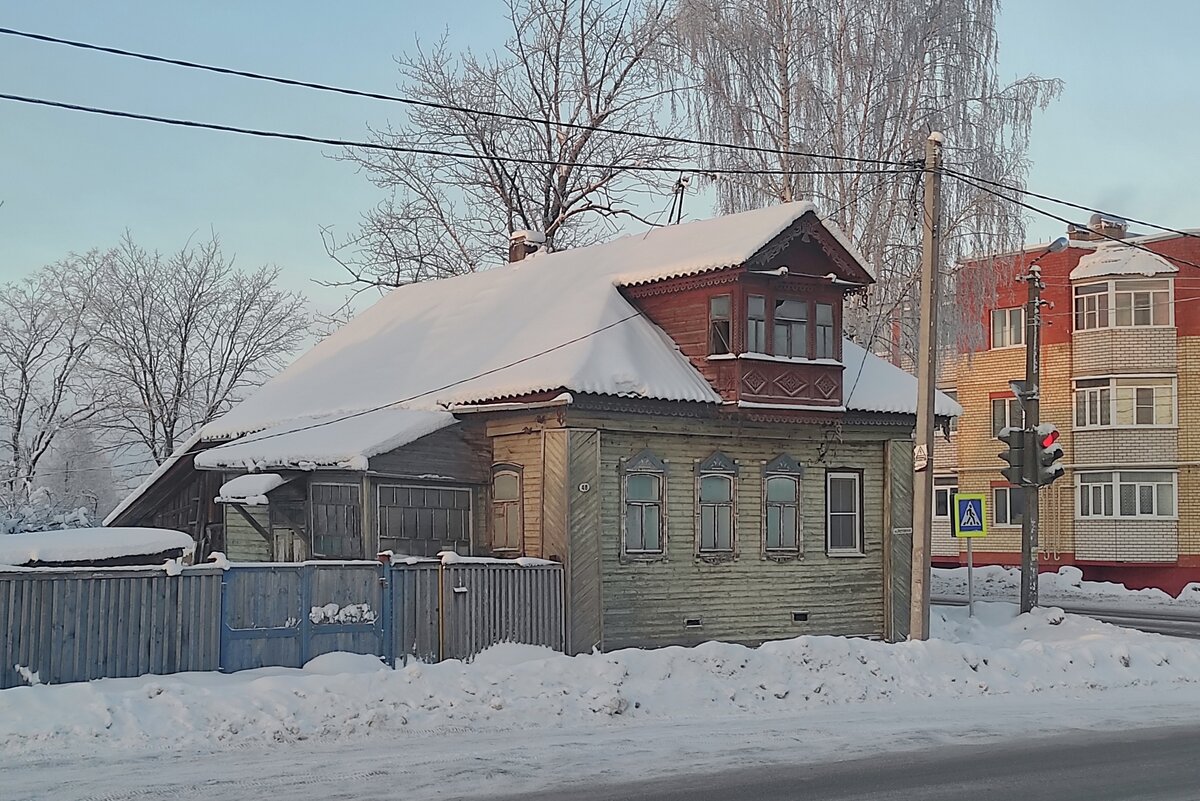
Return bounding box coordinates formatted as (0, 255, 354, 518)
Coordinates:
(104, 430, 204, 526)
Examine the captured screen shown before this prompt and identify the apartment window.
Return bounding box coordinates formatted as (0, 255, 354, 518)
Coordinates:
(774, 298, 808, 358)
(1114, 279, 1171, 327)
(709, 294, 732, 355)
(826, 471, 863, 554)
(1074, 279, 1172, 331)
(1075, 377, 1175, 428)
(764, 455, 804, 552)
(747, 295, 767, 353)
(492, 466, 522, 551)
(311, 483, 362, 559)
(991, 307, 1024, 349)
(697, 452, 736, 553)
(991, 397, 1024, 438)
(1078, 471, 1176, 519)
(623, 450, 666, 554)
(993, 485, 1024, 526)
(934, 476, 959, 519)
(379, 485, 471, 557)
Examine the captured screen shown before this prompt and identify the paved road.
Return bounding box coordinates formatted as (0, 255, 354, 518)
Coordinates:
(488, 725, 1200, 801)
(934, 595, 1200, 639)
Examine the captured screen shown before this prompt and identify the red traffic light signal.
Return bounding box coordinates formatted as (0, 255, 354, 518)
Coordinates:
(1039, 428, 1060, 449)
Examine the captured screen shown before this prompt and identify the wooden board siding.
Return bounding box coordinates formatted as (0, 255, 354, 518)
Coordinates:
(225, 505, 271, 562)
(368, 423, 490, 484)
(566, 429, 603, 655)
(542, 429, 569, 564)
(573, 412, 889, 649)
(492, 431, 545, 557)
(885, 440, 914, 642)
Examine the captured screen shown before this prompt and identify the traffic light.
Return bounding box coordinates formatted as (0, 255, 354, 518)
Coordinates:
(1034, 423, 1065, 486)
(998, 426, 1026, 486)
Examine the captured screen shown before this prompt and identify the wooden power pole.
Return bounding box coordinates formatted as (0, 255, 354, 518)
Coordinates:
(909, 132, 944, 640)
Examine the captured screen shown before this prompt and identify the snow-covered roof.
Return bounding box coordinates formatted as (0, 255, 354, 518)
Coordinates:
(843, 340, 962, 417)
(0, 527, 194, 567)
(201, 203, 866, 439)
(196, 408, 457, 472)
(216, 473, 290, 505)
(1070, 243, 1179, 281)
(103, 430, 204, 526)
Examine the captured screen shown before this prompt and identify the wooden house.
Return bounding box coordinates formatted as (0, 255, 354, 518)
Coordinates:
(107, 203, 959, 652)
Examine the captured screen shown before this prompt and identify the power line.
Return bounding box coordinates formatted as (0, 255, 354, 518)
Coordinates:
(0, 92, 918, 180)
(943, 167, 1200, 241)
(0, 25, 912, 169)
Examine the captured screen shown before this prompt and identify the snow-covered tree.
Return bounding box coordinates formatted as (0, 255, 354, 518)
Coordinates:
(0, 259, 103, 499)
(326, 0, 686, 299)
(678, 0, 1061, 355)
(87, 234, 311, 465)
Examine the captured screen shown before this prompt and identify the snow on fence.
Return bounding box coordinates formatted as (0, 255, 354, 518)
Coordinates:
(0, 559, 564, 689)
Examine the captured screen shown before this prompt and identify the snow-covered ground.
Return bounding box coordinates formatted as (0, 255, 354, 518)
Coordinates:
(4, 603, 1200, 799)
(933, 565, 1200, 609)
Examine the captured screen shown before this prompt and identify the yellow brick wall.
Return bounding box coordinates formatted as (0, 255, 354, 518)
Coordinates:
(1178, 337, 1200, 557)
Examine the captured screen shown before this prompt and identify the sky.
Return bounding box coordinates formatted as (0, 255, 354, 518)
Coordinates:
(1, 0, 1198, 311)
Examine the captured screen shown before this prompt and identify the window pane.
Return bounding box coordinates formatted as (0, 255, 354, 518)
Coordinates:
(816, 303, 834, 325)
(747, 319, 766, 352)
(1114, 388, 1134, 425)
(1139, 485, 1154, 515)
(710, 319, 731, 354)
(625, 504, 643, 549)
(766, 476, 796, 503)
(992, 399, 1005, 437)
(1115, 292, 1132, 326)
(1010, 308, 1024, 344)
(1153, 292, 1170, 325)
(1119, 483, 1136, 516)
(494, 472, 519, 501)
(776, 299, 806, 320)
(1156, 386, 1174, 424)
(829, 476, 857, 513)
(506, 508, 521, 546)
(992, 310, 1005, 347)
(710, 295, 730, 318)
(994, 489, 1008, 524)
(934, 489, 949, 518)
(1136, 388, 1155, 424)
(1080, 484, 1090, 517)
(700, 506, 715, 549)
(1099, 389, 1111, 425)
(766, 506, 781, 548)
(1075, 391, 1086, 427)
(627, 473, 660, 501)
(1008, 399, 1023, 430)
(1157, 484, 1175, 517)
(748, 295, 765, 317)
(643, 506, 661, 551)
(716, 508, 732, 550)
(791, 322, 807, 357)
(782, 507, 798, 548)
(700, 474, 732, 503)
(829, 515, 857, 550)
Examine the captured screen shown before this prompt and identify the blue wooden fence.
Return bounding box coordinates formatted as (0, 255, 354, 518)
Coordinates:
(0, 559, 563, 689)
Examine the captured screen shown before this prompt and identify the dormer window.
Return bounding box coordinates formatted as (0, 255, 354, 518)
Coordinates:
(709, 295, 732, 355)
(774, 298, 808, 358)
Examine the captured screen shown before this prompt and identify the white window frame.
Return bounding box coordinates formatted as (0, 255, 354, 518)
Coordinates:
(763, 473, 801, 553)
(992, 486, 1024, 527)
(990, 307, 1024, 349)
(1073, 376, 1176, 430)
(1074, 278, 1173, 332)
(934, 476, 958, 520)
(1076, 471, 1177, 520)
(826, 471, 863, 555)
(990, 396, 1024, 438)
(622, 451, 667, 557)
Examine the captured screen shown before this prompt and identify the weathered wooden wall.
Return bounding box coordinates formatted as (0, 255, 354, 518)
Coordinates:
(541, 429, 570, 564)
(885, 439, 914, 642)
(491, 429, 546, 557)
(566, 429, 603, 655)
(225, 504, 271, 562)
(568, 412, 890, 649)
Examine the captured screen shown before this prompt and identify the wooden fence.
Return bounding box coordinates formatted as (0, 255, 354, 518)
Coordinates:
(0, 559, 564, 689)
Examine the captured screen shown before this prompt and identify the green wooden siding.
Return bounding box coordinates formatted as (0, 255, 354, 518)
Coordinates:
(566, 429, 602, 655)
(573, 414, 890, 649)
(225, 505, 271, 562)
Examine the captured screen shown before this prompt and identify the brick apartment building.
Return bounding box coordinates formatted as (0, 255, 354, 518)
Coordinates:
(933, 216, 1200, 593)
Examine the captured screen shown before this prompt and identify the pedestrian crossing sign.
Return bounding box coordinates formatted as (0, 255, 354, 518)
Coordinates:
(952, 493, 988, 538)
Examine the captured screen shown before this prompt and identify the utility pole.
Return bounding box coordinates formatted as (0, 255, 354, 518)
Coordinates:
(1020, 261, 1044, 613)
(910, 131, 943, 640)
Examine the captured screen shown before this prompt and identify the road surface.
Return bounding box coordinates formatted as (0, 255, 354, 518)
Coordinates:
(490, 725, 1200, 801)
(933, 596, 1200, 639)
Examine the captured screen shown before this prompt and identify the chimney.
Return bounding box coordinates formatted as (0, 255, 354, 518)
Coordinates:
(1068, 213, 1128, 242)
(508, 230, 546, 263)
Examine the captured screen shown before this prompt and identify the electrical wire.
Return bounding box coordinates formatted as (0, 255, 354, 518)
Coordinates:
(0, 25, 913, 169)
(0, 92, 919, 179)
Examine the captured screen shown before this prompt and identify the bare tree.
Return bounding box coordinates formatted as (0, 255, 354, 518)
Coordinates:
(678, 0, 1061, 355)
(89, 234, 311, 465)
(0, 259, 103, 498)
(325, 0, 687, 300)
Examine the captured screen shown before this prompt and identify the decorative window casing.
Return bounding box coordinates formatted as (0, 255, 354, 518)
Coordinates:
(379, 484, 471, 557)
(1074, 279, 1172, 331)
(993, 485, 1024, 526)
(1074, 377, 1175, 428)
(311, 483, 362, 558)
(491, 466, 523, 552)
(991, 307, 1024, 349)
(825, 470, 863, 555)
(696, 452, 737, 554)
(763, 455, 803, 554)
(934, 476, 959, 519)
(1078, 471, 1177, 519)
(623, 450, 666, 555)
(709, 295, 732, 355)
(747, 294, 767, 353)
(990, 396, 1024, 438)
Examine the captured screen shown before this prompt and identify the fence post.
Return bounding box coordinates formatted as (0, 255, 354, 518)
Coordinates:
(218, 568, 230, 673)
(299, 564, 312, 668)
(379, 558, 394, 668)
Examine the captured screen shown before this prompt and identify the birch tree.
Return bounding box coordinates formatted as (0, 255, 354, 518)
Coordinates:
(326, 0, 686, 297)
(0, 259, 102, 499)
(678, 0, 1061, 354)
(89, 234, 311, 465)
